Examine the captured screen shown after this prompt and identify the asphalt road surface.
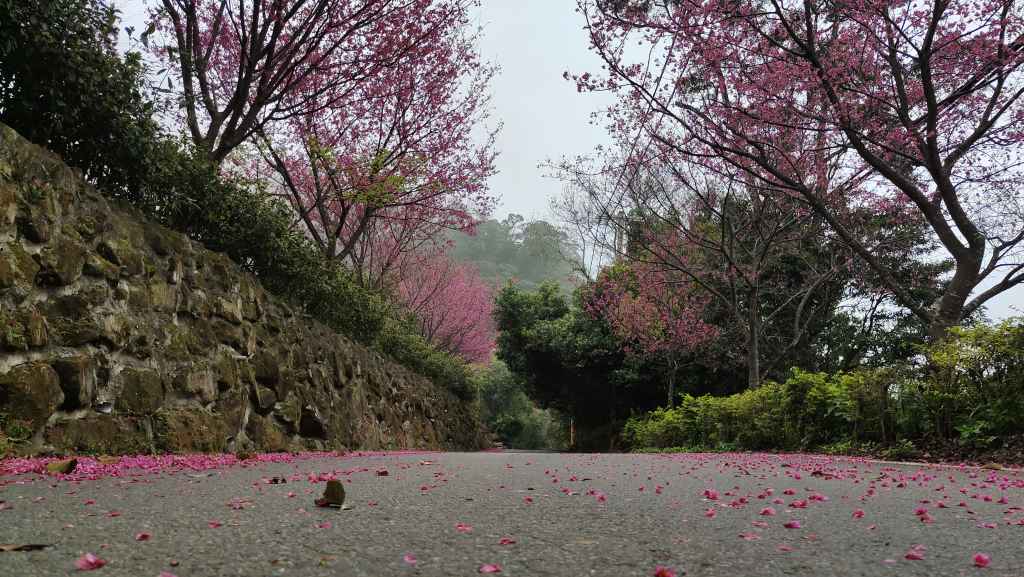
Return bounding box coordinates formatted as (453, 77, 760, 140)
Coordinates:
(1, 451, 1022, 577)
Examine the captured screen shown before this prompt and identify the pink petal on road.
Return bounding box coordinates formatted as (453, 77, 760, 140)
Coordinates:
(403, 553, 417, 566)
(783, 520, 802, 529)
(974, 553, 991, 568)
(479, 563, 502, 573)
(134, 532, 151, 541)
(652, 567, 677, 577)
(75, 553, 106, 571)
(499, 537, 516, 545)
(905, 544, 927, 561)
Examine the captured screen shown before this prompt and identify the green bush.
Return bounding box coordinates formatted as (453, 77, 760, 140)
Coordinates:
(925, 320, 1024, 440)
(0, 0, 163, 205)
(624, 321, 1024, 454)
(476, 362, 566, 450)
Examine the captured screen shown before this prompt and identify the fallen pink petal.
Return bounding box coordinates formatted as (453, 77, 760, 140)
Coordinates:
(75, 553, 106, 571)
(478, 563, 502, 573)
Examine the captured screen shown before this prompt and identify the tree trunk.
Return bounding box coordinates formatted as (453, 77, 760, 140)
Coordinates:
(667, 359, 678, 408)
(927, 254, 980, 341)
(747, 293, 761, 388)
(925, 261, 978, 439)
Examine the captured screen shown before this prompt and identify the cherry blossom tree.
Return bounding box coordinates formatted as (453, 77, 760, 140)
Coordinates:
(573, 0, 1024, 342)
(584, 260, 717, 405)
(558, 154, 851, 388)
(151, 0, 473, 163)
(252, 0, 497, 283)
(397, 251, 496, 364)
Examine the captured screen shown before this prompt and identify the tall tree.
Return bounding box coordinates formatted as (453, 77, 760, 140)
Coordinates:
(557, 157, 849, 387)
(573, 0, 1024, 342)
(152, 0, 481, 163)
(0, 0, 161, 202)
(583, 261, 716, 404)
(397, 251, 496, 364)
(248, 0, 497, 284)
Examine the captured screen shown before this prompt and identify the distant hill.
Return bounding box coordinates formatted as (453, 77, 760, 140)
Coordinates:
(448, 214, 580, 293)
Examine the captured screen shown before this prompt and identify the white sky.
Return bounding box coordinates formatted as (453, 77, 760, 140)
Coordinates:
(114, 0, 1020, 319)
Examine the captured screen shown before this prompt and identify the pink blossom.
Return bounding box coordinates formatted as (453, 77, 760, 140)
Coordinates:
(75, 553, 106, 571)
(478, 563, 502, 573)
(905, 545, 927, 560)
(974, 553, 991, 568)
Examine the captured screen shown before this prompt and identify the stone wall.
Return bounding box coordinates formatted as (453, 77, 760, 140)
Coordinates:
(0, 123, 484, 455)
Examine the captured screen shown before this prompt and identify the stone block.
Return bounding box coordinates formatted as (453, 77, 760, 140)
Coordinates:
(0, 362, 63, 431)
(172, 366, 217, 403)
(116, 368, 163, 415)
(35, 237, 85, 286)
(152, 408, 228, 454)
(44, 415, 150, 455)
(97, 238, 144, 277)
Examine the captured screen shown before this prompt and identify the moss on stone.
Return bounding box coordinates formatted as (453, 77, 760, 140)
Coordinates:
(0, 362, 63, 431)
(43, 415, 150, 455)
(153, 408, 228, 453)
(35, 237, 86, 287)
(116, 368, 163, 415)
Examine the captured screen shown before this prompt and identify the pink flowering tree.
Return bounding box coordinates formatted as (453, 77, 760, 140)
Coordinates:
(572, 0, 1024, 342)
(585, 260, 717, 405)
(557, 154, 852, 388)
(251, 0, 497, 283)
(396, 251, 496, 364)
(150, 0, 479, 163)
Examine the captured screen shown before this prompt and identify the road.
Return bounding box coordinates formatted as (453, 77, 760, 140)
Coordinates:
(1, 451, 1022, 576)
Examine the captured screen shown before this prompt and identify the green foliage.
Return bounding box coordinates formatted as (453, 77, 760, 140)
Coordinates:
(494, 282, 667, 448)
(0, 0, 163, 204)
(624, 320, 1024, 454)
(923, 320, 1024, 441)
(0, 0, 475, 401)
(450, 215, 579, 292)
(475, 362, 566, 450)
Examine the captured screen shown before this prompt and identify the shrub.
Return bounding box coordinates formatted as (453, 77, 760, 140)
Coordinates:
(624, 319, 1024, 454)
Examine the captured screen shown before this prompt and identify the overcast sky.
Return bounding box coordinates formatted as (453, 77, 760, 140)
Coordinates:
(115, 1, 1019, 318)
